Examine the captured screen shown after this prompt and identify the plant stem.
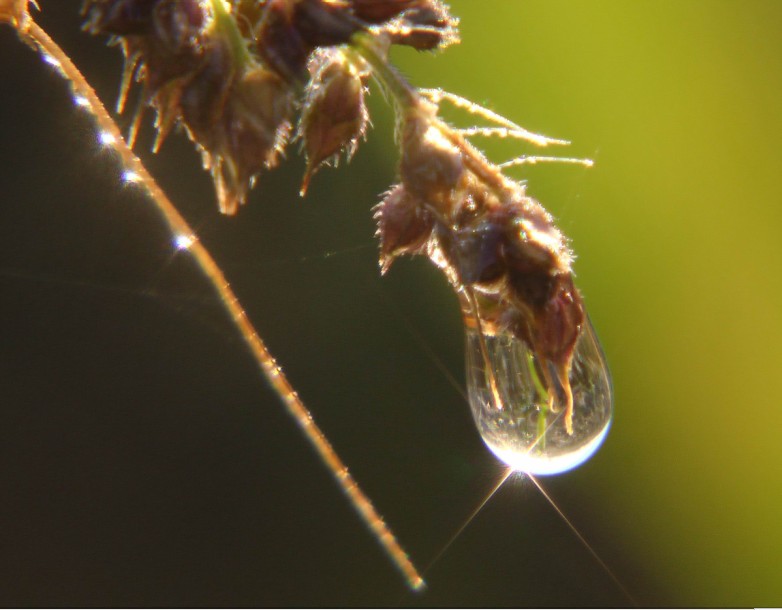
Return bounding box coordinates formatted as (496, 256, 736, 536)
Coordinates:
(350, 32, 417, 109)
(350, 32, 512, 197)
(210, 0, 253, 68)
(12, 15, 424, 592)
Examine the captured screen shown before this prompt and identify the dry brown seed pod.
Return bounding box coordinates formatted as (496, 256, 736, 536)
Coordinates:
(253, 0, 362, 83)
(350, 0, 416, 23)
(83, 0, 211, 115)
(252, 0, 310, 82)
(177, 35, 235, 149)
(444, 218, 507, 289)
(83, 0, 297, 215)
(531, 274, 585, 366)
(138, 0, 209, 90)
(81, 0, 155, 35)
(212, 66, 294, 214)
(373, 184, 434, 273)
(384, 0, 459, 50)
(299, 50, 368, 194)
(399, 104, 464, 205)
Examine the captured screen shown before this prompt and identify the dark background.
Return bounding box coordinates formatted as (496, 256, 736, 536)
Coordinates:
(2, 1, 781, 606)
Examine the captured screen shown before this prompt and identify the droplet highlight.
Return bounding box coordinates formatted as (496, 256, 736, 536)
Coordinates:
(98, 131, 116, 146)
(466, 317, 612, 475)
(121, 170, 140, 183)
(174, 234, 196, 250)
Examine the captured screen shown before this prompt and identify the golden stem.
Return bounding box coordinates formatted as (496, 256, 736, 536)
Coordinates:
(14, 17, 423, 591)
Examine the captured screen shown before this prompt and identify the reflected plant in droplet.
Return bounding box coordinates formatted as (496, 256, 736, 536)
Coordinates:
(466, 318, 612, 475)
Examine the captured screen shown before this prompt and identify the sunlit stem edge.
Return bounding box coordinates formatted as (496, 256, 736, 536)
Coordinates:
(12, 16, 424, 592)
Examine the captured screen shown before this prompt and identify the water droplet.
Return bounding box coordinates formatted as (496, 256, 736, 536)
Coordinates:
(466, 317, 612, 475)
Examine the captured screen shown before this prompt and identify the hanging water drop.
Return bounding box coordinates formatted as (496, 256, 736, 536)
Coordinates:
(466, 317, 612, 475)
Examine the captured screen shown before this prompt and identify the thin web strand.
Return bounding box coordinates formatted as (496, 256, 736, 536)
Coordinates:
(373, 282, 466, 403)
(17, 18, 424, 592)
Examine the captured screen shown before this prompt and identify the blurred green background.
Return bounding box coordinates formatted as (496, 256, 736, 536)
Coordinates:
(1, 0, 781, 606)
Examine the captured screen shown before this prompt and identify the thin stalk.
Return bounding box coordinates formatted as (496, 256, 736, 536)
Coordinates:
(350, 32, 512, 196)
(14, 16, 423, 592)
(209, 0, 253, 68)
(349, 33, 417, 108)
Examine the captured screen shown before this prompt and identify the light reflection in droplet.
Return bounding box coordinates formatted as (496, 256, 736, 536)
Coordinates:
(466, 317, 612, 475)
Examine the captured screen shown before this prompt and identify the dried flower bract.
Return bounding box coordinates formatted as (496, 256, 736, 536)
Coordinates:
(82, 0, 459, 212)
